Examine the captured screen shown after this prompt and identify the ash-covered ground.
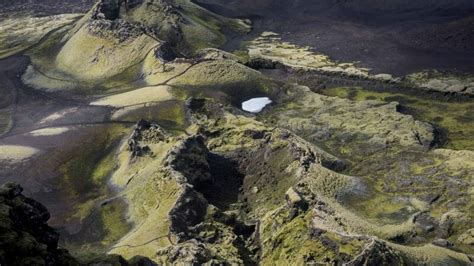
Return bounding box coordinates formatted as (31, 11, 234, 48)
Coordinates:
(198, 0, 474, 75)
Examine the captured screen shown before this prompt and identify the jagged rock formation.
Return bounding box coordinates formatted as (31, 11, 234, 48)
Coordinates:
(128, 119, 167, 157)
(0, 183, 76, 265)
(101, 98, 472, 264)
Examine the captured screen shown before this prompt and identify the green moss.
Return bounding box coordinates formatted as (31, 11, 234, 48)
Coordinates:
(231, 50, 250, 63)
(321, 87, 474, 150)
(0, 110, 13, 136)
(117, 100, 186, 134)
(99, 200, 130, 246)
(59, 125, 127, 197)
(261, 211, 365, 265)
(325, 231, 365, 257)
(55, 125, 133, 257)
(91, 151, 116, 184)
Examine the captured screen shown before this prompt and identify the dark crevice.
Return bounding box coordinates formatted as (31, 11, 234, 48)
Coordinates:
(195, 153, 244, 212)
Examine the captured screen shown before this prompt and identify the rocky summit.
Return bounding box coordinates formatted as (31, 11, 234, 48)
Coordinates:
(0, 0, 473, 265)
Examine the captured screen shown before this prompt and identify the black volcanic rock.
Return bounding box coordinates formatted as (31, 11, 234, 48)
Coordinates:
(0, 183, 158, 265)
(0, 183, 77, 265)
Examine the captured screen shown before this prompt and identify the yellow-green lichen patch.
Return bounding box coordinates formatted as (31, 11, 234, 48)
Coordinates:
(321, 86, 474, 150)
(346, 186, 417, 224)
(113, 100, 187, 135)
(90, 150, 117, 184)
(260, 210, 367, 265)
(404, 70, 474, 96)
(99, 200, 131, 247)
(204, 113, 268, 152)
(247, 33, 371, 78)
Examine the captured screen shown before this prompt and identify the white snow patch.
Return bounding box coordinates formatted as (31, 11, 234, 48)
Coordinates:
(242, 97, 272, 113)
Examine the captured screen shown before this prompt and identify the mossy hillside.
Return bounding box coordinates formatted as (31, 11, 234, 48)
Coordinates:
(106, 107, 339, 262)
(165, 59, 278, 105)
(389, 242, 472, 265)
(111, 100, 187, 134)
(171, 0, 251, 54)
(58, 124, 127, 198)
(154, 219, 250, 264)
(196, 109, 349, 217)
(56, 102, 470, 263)
(142, 52, 278, 103)
(119, 0, 249, 56)
(257, 84, 474, 252)
(108, 138, 181, 260)
(123, 0, 223, 54)
(293, 178, 466, 261)
(53, 124, 131, 254)
(309, 88, 474, 251)
(321, 86, 474, 150)
(296, 169, 416, 242)
(263, 85, 434, 160)
(21, 0, 252, 92)
(22, 18, 149, 93)
(0, 14, 81, 59)
(340, 148, 474, 251)
(260, 209, 367, 265)
(242, 144, 302, 217)
(56, 25, 158, 82)
(21, 20, 85, 91)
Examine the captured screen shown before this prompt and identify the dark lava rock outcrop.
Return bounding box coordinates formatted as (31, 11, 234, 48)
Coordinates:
(0, 183, 158, 265)
(0, 183, 76, 265)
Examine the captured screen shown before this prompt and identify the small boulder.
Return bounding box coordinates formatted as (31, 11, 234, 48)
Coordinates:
(423, 79, 448, 91)
(432, 238, 454, 248)
(285, 187, 307, 211)
(136, 119, 151, 130)
(373, 73, 394, 82)
(463, 87, 474, 95)
(445, 84, 466, 93)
